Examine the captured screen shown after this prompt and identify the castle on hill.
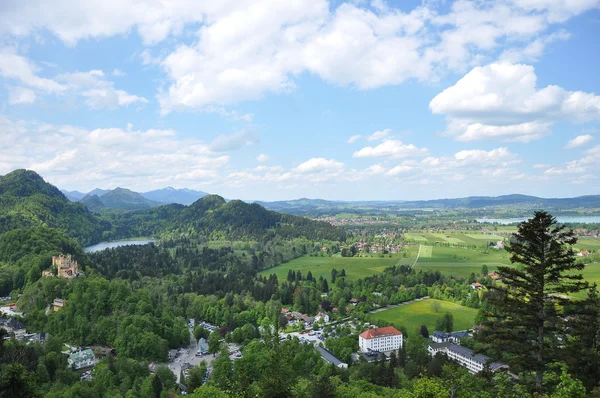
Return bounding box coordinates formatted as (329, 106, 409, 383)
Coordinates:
(42, 254, 79, 278)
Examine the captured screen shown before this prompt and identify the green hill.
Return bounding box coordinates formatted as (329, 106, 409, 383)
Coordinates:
(168, 195, 346, 241)
(0, 169, 110, 245)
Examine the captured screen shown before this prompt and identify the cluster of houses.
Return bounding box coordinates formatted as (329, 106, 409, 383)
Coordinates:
(281, 308, 330, 327)
(427, 330, 508, 374)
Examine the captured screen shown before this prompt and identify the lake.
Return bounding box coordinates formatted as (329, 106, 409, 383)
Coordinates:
(84, 239, 157, 253)
(476, 216, 600, 225)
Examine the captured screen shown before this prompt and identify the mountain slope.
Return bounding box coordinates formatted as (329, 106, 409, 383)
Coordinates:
(80, 188, 163, 212)
(142, 187, 208, 205)
(0, 169, 110, 244)
(61, 189, 87, 201)
(168, 195, 346, 241)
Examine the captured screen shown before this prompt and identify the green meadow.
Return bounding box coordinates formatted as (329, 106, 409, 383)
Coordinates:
(369, 299, 478, 333)
(258, 249, 419, 280)
(414, 246, 511, 277)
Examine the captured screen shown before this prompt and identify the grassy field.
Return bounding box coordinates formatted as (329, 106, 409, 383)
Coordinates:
(259, 249, 419, 280)
(369, 299, 478, 334)
(404, 231, 508, 247)
(414, 246, 511, 277)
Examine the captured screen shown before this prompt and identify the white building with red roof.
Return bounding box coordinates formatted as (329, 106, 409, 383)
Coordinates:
(359, 326, 403, 353)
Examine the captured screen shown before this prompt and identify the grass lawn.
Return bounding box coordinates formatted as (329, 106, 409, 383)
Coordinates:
(258, 251, 417, 281)
(369, 299, 478, 334)
(414, 246, 511, 277)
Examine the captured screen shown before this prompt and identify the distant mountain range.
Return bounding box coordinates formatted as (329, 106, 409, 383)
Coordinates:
(60, 185, 600, 216)
(61, 186, 208, 212)
(256, 194, 600, 216)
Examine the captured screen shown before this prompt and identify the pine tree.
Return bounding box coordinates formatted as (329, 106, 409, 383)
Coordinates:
(564, 284, 600, 390)
(480, 211, 588, 394)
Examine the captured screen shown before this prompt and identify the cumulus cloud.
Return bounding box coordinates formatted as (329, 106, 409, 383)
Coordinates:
(0, 116, 227, 190)
(112, 68, 126, 77)
(430, 62, 600, 142)
(367, 129, 391, 141)
(55, 69, 148, 109)
(294, 158, 344, 173)
(0, 51, 147, 109)
(565, 134, 594, 148)
(387, 165, 414, 175)
(0, 49, 65, 92)
(347, 134, 362, 144)
(209, 130, 258, 152)
(353, 140, 428, 158)
(256, 154, 270, 162)
(0, 2, 596, 113)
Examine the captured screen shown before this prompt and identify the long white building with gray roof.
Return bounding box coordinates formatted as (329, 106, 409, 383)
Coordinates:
(428, 343, 508, 374)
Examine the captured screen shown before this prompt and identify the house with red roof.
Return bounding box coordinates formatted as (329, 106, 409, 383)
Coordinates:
(359, 326, 403, 353)
(470, 282, 483, 290)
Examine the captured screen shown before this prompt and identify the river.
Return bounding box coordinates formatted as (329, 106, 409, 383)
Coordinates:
(476, 216, 600, 225)
(84, 239, 157, 253)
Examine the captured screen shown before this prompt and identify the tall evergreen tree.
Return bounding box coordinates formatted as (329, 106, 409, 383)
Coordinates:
(479, 211, 587, 394)
(564, 284, 600, 391)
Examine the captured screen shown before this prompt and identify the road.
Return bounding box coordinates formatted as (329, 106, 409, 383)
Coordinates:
(366, 296, 430, 314)
(412, 244, 422, 267)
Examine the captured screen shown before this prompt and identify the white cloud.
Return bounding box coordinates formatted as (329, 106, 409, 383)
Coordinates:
(1, 2, 596, 112)
(112, 68, 126, 77)
(499, 30, 570, 63)
(8, 87, 37, 104)
(353, 140, 428, 158)
(347, 134, 362, 144)
(430, 62, 600, 142)
(367, 129, 391, 141)
(256, 154, 270, 162)
(294, 158, 344, 173)
(0, 49, 65, 92)
(387, 165, 414, 175)
(565, 134, 594, 148)
(55, 69, 148, 109)
(364, 164, 386, 175)
(209, 130, 258, 152)
(0, 116, 227, 190)
(544, 161, 586, 175)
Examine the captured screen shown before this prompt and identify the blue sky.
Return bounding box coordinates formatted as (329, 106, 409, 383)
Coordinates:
(1, 0, 599, 201)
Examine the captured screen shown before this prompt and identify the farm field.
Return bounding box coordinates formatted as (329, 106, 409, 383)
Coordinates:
(414, 246, 511, 277)
(369, 299, 478, 334)
(259, 247, 419, 281)
(403, 231, 508, 247)
(575, 236, 600, 252)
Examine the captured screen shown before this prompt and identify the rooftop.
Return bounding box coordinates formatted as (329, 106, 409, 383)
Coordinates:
(429, 342, 454, 350)
(315, 346, 345, 367)
(359, 326, 402, 340)
(448, 344, 492, 365)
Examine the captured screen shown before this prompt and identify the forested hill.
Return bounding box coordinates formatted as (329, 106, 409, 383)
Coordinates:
(166, 195, 346, 241)
(0, 169, 345, 245)
(0, 169, 110, 245)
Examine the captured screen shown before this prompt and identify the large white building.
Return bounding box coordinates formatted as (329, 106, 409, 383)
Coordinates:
(428, 343, 508, 374)
(359, 326, 403, 353)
